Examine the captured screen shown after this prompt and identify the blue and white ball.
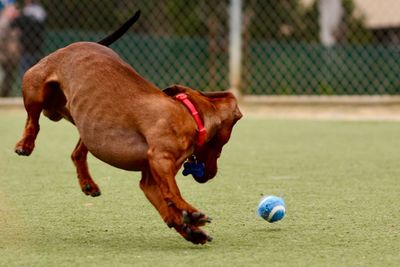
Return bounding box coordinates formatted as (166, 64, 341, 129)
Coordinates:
(257, 195, 286, 223)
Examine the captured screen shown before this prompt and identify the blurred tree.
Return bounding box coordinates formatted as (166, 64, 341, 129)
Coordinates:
(304, 0, 373, 44)
(243, 0, 372, 44)
(243, 0, 307, 41)
(19, 0, 223, 37)
(341, 0, 373, 44)
(14, 0, 371, 44)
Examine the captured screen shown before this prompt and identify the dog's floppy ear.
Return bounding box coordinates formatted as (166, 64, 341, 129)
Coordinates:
(202, 91, 243, 121)
(162, 84, 189, 97)
(201, 91, 234, 99)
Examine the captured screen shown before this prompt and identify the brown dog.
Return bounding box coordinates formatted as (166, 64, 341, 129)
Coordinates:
(14, 11, 242, 244)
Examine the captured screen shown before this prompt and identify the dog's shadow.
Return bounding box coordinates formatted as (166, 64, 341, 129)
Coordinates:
(40, 230, 211, 252)
(253, 227, 283, 233)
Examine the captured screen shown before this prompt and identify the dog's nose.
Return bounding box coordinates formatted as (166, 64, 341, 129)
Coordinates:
(193, 171, 216, 183)
(194, 175, 209, 183)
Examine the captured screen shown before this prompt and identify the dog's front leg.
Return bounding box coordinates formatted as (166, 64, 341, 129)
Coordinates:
(140, 168, 177, 225)
(141, 150, 212, 244)
(140, 169, 212, 245)
(71, 139, 101, 197)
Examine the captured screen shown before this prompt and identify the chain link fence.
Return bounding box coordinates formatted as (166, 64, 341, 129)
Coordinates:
(0, 0, 399, 96)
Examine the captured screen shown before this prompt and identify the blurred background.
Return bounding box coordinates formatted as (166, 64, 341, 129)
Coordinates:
(0, 0, 399, 97)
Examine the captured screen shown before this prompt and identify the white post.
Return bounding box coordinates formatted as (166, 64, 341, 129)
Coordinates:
(229, 0, 242, 96)
(319, 0, 343, 46)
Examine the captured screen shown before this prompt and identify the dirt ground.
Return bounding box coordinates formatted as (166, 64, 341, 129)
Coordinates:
(2, 96, 400, 121)
(240, 95, 400, 121)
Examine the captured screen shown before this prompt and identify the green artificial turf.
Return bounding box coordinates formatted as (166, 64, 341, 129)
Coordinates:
(0, 109, 399, 266)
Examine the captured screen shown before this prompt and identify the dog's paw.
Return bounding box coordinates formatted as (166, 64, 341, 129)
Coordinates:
(15, 147, 30, 156)
(182, 210, 212, 227)
(81, 183, 101, 197)
(15, 141, 34, 156)
(182, 224, 213, 245)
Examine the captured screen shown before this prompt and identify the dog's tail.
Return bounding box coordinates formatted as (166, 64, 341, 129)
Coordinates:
(97, 10, 141, 47)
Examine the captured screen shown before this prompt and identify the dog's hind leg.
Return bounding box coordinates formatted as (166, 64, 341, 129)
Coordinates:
(71, 139, 101, 197)
(15, 70, 68, 155)
(14, 101, 41, 156)
(15, 74, 47, 156)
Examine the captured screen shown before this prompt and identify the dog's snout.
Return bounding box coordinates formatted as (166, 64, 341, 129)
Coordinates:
(194, 175, 209, 183)
(193, 169, 217, 183)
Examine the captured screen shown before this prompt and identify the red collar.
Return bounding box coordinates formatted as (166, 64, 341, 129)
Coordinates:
(175, 93, 207, 147)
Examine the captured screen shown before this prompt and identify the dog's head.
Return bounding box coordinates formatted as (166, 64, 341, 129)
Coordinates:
(163, 85, 242, 183)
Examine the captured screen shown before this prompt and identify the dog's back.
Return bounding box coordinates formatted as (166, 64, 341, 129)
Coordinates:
(22, 41, 181, 170)
(25, 41, 159, 102)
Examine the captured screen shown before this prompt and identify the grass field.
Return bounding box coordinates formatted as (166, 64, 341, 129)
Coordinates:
(0, 109, 399, 266)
